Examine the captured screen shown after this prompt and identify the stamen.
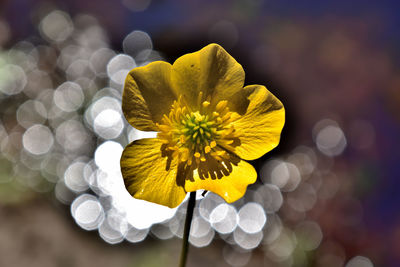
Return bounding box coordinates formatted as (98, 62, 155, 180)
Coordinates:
(202, 101, 210, 108)
(216, 100, 227, 111)
(210, 141, 217, 148)
(157, 94, 240, 180)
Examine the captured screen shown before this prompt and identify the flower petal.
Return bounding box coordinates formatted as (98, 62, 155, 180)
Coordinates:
(229, 85, 285, 160)
(123, 61, 177, 131)
(171, 43, 245, 110)
(120, 138, 187, 208)
(184, 159, 257, 203)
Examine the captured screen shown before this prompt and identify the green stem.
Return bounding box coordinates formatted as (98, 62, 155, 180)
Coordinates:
(179, 191, 196, 267)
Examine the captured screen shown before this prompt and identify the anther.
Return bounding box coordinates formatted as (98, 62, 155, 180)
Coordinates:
(202, 101, 210, 108)
(216, 100, 227, 111)
(210, 141, 217, 148)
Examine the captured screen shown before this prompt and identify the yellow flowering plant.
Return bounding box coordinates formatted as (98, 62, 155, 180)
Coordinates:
(120, 43, 284, 266)
(121, 43, 285, 207)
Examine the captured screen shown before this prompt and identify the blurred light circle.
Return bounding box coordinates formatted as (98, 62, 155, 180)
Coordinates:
(39, 10, 73, 43)
(294, 221, 323, 251)
(189, 227, 214, 248)
(209, 203, 238, 234)
(128, 127, 157, 142)
(17, 100, 47, 129)
(238, 202, 266, 234)
(313, 119, 347, 156)
(66, 59, 94, 80)
(219, 233, 236, 246)
(233, 227, 263, 250)
(107, 54, 136, 84)
(346, 256, 374, 267)
(255, 184, 283, 213)
(58, 45, 87, 71)
(288, 146, 317, 177)
(36, 88, 55, 112)
(287, 183, 317, 212)
(74, 14, 99, 29)
(94, 141, 123, 172)
(263, 214, 283, 245)
(0, 64, 27, 95)
(94, 109, 124, 139)
(55, 180, 75, 204)
(36, 45, 58, 71)
(90, 48, 116, 77)
(111, 69, 131, 87)
(269, 160, 289, 187)
(99, 218, 125, 244)
(77, 25, 108, 50)
(23, 124, 54, 155)
(71, 194, 104, 230)
(24, 69, 53, 98)
(54, 81, 84, 112)
(19, 149, 43, 170)
(64, 161, 89, 192)
(123, 30, 153, 61)
(199, 192, 225, 221)
(55, 120, 89, 152)
(223, 246, 252, 267)
(138, 50, 164, 67)
(122, 0, 152, 12)
(125, 227, 149, 243)
(190, 214, 212, 238)
(85, 96, 121, 126)
(92, 170, 111, 195)
(47, 104, 66, 122)
(169, 211, 185, 238)
(273, 161, 301, 192)
(74, 77, 98, 99)
(8, 41, 38, 71)
(282, 164, 301, 192)
(41, 153, 64, 183)
(107, 210, 129, 235)
(267, 228, 297, 261)
(151, 223, 174, 240)
(208, 20, 238, 49)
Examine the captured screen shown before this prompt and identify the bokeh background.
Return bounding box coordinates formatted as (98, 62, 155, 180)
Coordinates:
(0, 0, 399, 266)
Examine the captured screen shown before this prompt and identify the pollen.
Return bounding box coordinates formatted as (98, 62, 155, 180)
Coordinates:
(157, 96, 240, 179)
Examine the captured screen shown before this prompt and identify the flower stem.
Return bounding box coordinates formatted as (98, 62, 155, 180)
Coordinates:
(179, 191, 196, 267)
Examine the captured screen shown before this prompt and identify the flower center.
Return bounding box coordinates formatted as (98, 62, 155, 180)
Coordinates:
(156, 95, 241, 181)
(182, 111, 214, 146)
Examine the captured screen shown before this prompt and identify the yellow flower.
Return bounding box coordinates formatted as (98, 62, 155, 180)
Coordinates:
(120, 44, 285, 208)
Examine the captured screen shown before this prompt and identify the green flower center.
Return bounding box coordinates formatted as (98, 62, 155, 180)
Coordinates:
(156, 95, 241, 180)
(182, 111, 214, 145)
